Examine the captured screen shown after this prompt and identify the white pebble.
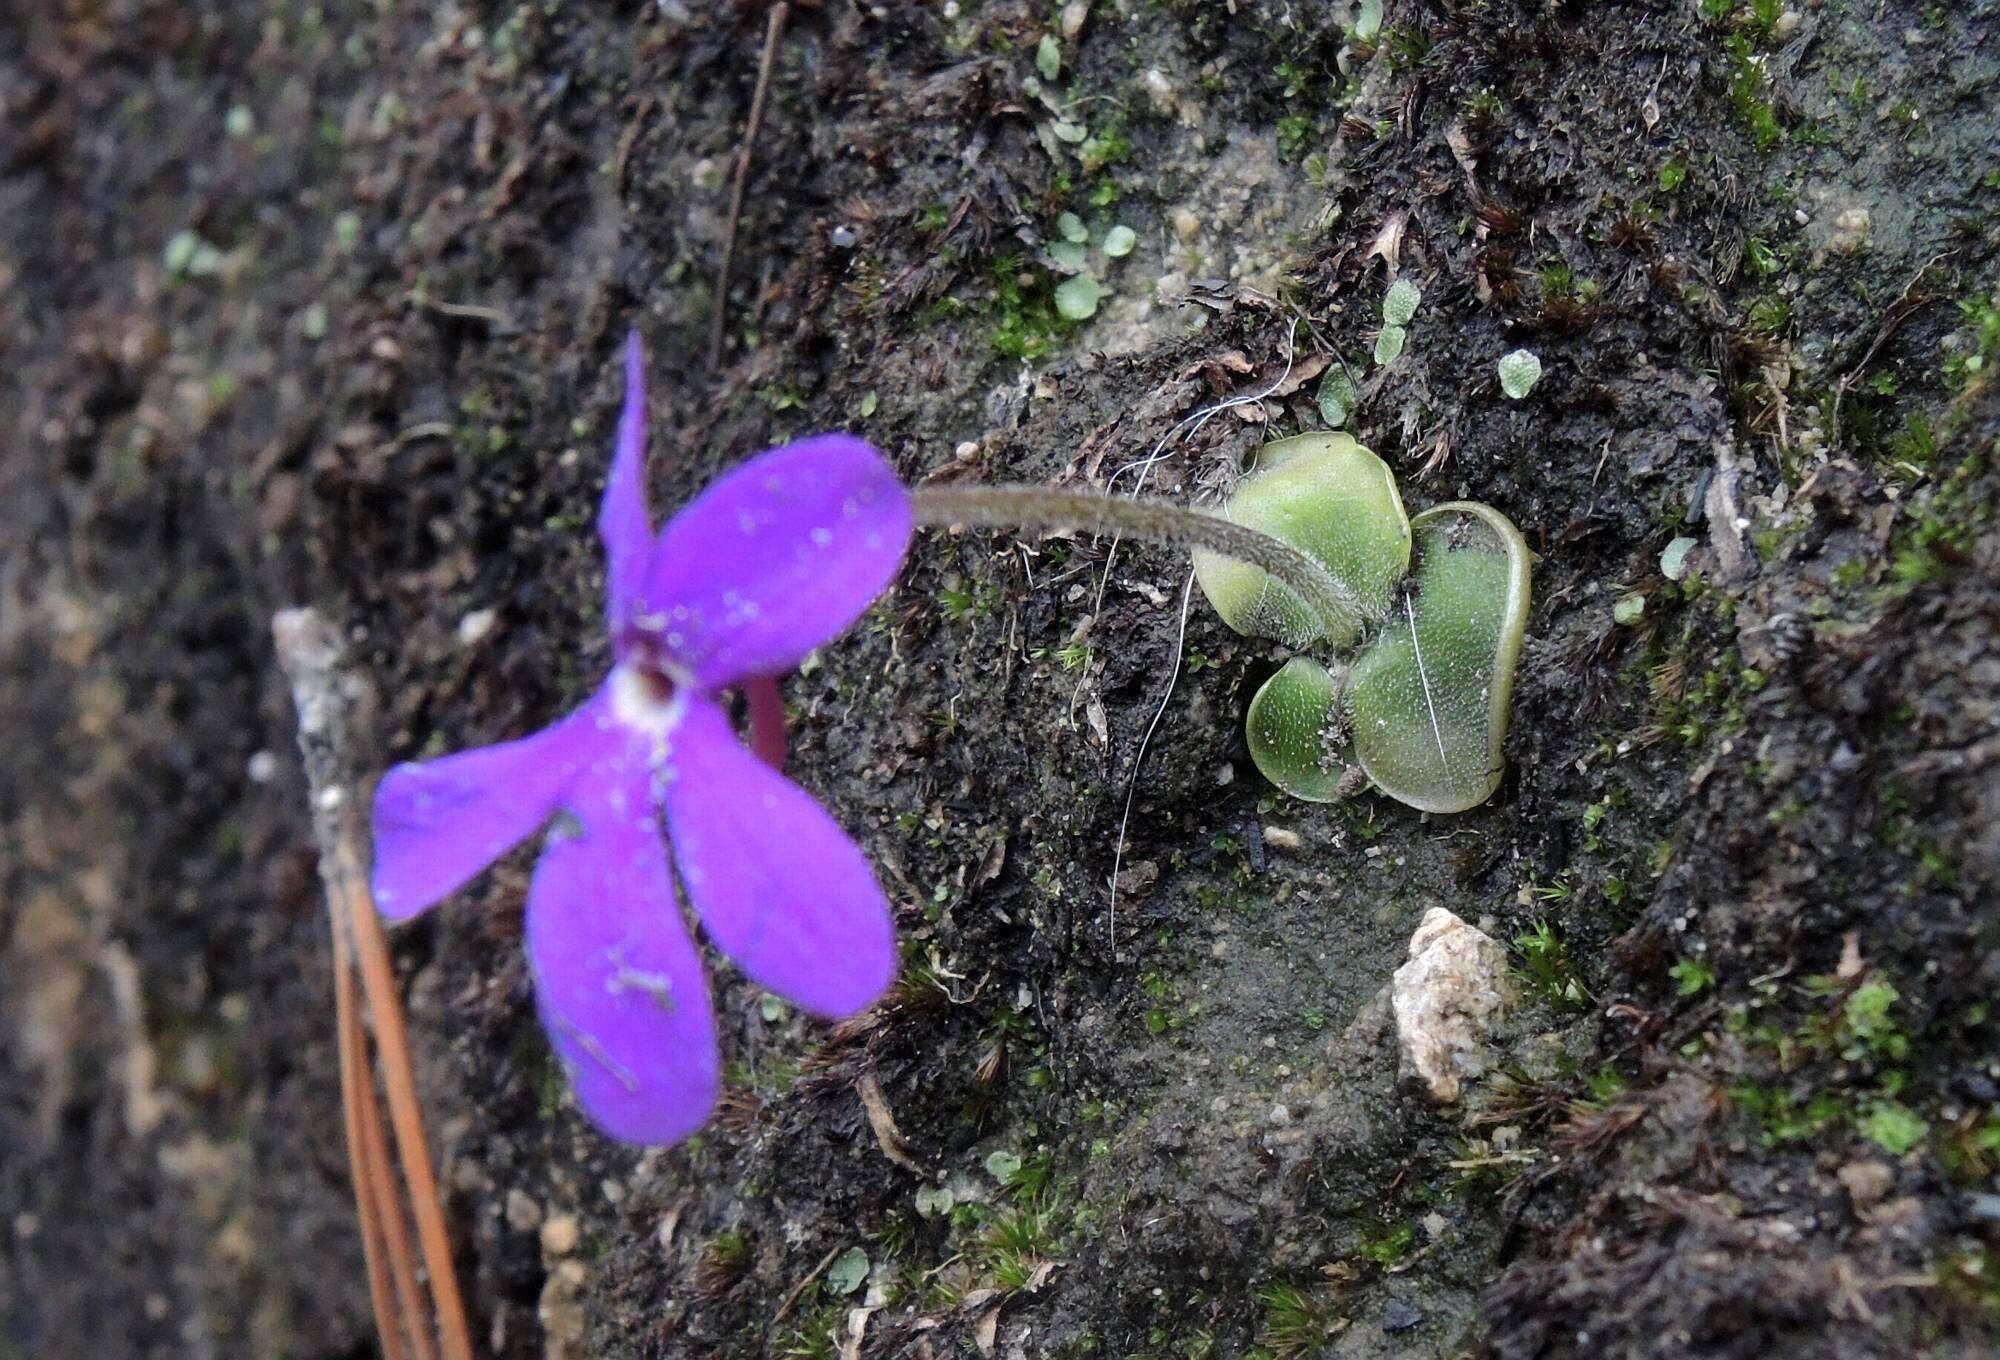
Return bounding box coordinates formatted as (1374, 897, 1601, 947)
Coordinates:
(540, 1213, 580, 1256)
(457, 608, 497, 645)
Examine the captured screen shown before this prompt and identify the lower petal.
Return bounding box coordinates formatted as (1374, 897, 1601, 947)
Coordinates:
(658, 698, 895, 1018)
(526, 784, 720, 1145)
(371, 705, 606, 921)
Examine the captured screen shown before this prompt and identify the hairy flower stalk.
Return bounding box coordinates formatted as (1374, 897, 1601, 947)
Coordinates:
(910, 483, 1362, 641)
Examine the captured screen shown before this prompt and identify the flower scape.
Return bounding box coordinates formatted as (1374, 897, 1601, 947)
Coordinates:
(370, 334, 910, 1144)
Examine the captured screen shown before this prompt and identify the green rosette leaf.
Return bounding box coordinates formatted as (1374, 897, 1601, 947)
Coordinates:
(1192, 434, 1412, 650)
(1245, 656, 1354, 802)
(1344, 502, 1531, 813)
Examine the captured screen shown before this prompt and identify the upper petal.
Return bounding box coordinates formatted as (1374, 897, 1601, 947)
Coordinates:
(600, 331, 654, 630)
(527, 770, 720, 1145)
(636, 435, 910, 688)
(655, 697, 896, 1018)
(371, 703, 610, 921)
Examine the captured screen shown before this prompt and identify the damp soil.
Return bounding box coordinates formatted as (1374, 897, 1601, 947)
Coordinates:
(4, 2, 1999, 1358)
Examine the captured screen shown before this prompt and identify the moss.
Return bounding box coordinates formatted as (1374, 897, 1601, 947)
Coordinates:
(1255, 1282, 1340, 1357)
(1670, 957, 1717, 996)
(1730, 1082, 1846, 1147)
(1511, 919, 1591, 1012)
(1357, 1220, 1416, 1266)
(774, 1297, 845, 1359)
(1885, 444, 1992, 591)
(1857, 1099, 1928, 1155)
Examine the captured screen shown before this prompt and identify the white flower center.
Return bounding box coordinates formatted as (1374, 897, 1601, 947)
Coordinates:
(608, 661, 692, 741)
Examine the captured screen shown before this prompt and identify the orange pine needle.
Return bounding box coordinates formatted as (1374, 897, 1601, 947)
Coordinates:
(277, 609, 478, 1360)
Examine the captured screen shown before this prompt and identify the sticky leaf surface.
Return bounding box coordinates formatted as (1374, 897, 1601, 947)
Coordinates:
(1246, 657, 1355, 802)
(1345, 503, 1530, 813)
(1192, 434, 1411, 650)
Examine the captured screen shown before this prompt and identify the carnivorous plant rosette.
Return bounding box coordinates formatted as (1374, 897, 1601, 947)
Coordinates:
(1193, 433, 1531, 813)
(370, 334, 908, 1144)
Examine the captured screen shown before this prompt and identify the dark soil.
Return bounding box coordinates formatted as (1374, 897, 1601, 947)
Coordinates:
(4, 1, 1997, 1358)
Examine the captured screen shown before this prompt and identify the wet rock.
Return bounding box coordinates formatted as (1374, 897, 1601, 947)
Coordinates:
(1382, 1297, 1424, 1333)
(1391, 908, 1511, 1103)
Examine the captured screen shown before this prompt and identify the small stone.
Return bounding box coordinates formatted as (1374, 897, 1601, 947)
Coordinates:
(1142, 68, 1176, 114)
(954, 440, 980, 459)
(1171, 207, 1201, 242)
(1838, 1159, 1895, 1210)
(177, 1036, 219, 1094)
(1826, 206, 1872, 256)
(507, 1189, 544, 1233)
(1269, 1104, 1292, 1126)
(540, 1213, 580, 1256)
(1115, 859, 1159, 903)
(538, 1260, 588, 1360)
(1391, 908, 1512, 1103)
(830, 224, 858, 249)
(457, 608, 498, 645)
(245, 751, 279, 784)
(1060, 0, 1090, 39)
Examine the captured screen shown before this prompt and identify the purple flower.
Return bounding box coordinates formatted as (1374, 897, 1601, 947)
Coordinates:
(371, 334, 909, 1144)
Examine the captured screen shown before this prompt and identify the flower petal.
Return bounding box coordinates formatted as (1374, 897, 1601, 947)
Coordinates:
(527, 775, 720, 1145)
(637, 435, 910, 688)
(657, 697, 895, 1018)
(371, 705, 607, 921)
(601, 330, 654, 630)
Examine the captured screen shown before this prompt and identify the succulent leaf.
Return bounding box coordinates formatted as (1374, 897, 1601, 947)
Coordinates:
(1245, 657, 1355, 802)
(1191, 434, 1412, 650)
(1344, 502, 1531, 813)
